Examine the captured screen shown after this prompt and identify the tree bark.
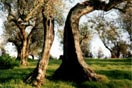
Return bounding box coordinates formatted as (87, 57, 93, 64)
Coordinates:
(20, 39, 29, 65)
(25, 10, 54, 87)
(53, 1, 96, 82)
(14, 19, 35, 65)
(14, 36, 31, 65)
(53, 0, 129, 82)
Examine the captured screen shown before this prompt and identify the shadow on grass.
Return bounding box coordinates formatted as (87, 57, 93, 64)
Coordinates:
(76, 80, 132, 88)
(46, 75, 132, 88)
(0, 68, 34, 83)
(46, 67, 132, 88)
(96, 70, 132, 80)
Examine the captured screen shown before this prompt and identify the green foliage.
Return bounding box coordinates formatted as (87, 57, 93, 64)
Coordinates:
(0, 54, 19, 69)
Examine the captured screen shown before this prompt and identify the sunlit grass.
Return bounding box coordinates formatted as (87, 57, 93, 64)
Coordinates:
(0, 58, 131, 88)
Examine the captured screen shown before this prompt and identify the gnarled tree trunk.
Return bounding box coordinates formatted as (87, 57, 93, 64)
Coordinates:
(53, 0, 128, 82)
(25, 10, 54, 87)
(15, 34, 32, 65)
(14, 20, 35, 65)
(53, 1, 96, 82)
(15, 25, 29, 65)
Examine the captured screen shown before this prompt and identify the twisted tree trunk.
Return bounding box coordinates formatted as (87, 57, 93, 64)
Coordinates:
(53, 1, 96, 82)
(13, 19, 36, 65)
(53, 0, 128, 82)
(25, 10, 54, 87)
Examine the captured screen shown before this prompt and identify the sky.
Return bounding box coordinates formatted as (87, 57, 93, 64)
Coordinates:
(0, 1, 131, 59)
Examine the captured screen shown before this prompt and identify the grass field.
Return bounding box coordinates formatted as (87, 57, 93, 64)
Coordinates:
(0, 58, 132, 88)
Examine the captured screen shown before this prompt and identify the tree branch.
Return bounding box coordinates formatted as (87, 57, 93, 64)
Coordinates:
(25, 0, 45, 21)
(92, 0, 130, 11)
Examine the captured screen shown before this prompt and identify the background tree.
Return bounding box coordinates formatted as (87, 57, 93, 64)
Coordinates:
(94, 8, 131, 58)
(80, 9, 131, 58)
(79, 23, 92, 57)
(120, 1, 132, 57)
(2, 0, 44, 65)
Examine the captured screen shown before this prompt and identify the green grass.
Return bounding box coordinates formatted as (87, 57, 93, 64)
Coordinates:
(0, 58, 131, 88)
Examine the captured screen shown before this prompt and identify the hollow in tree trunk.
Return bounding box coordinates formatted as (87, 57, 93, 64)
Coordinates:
(25, 11, 54, 87)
